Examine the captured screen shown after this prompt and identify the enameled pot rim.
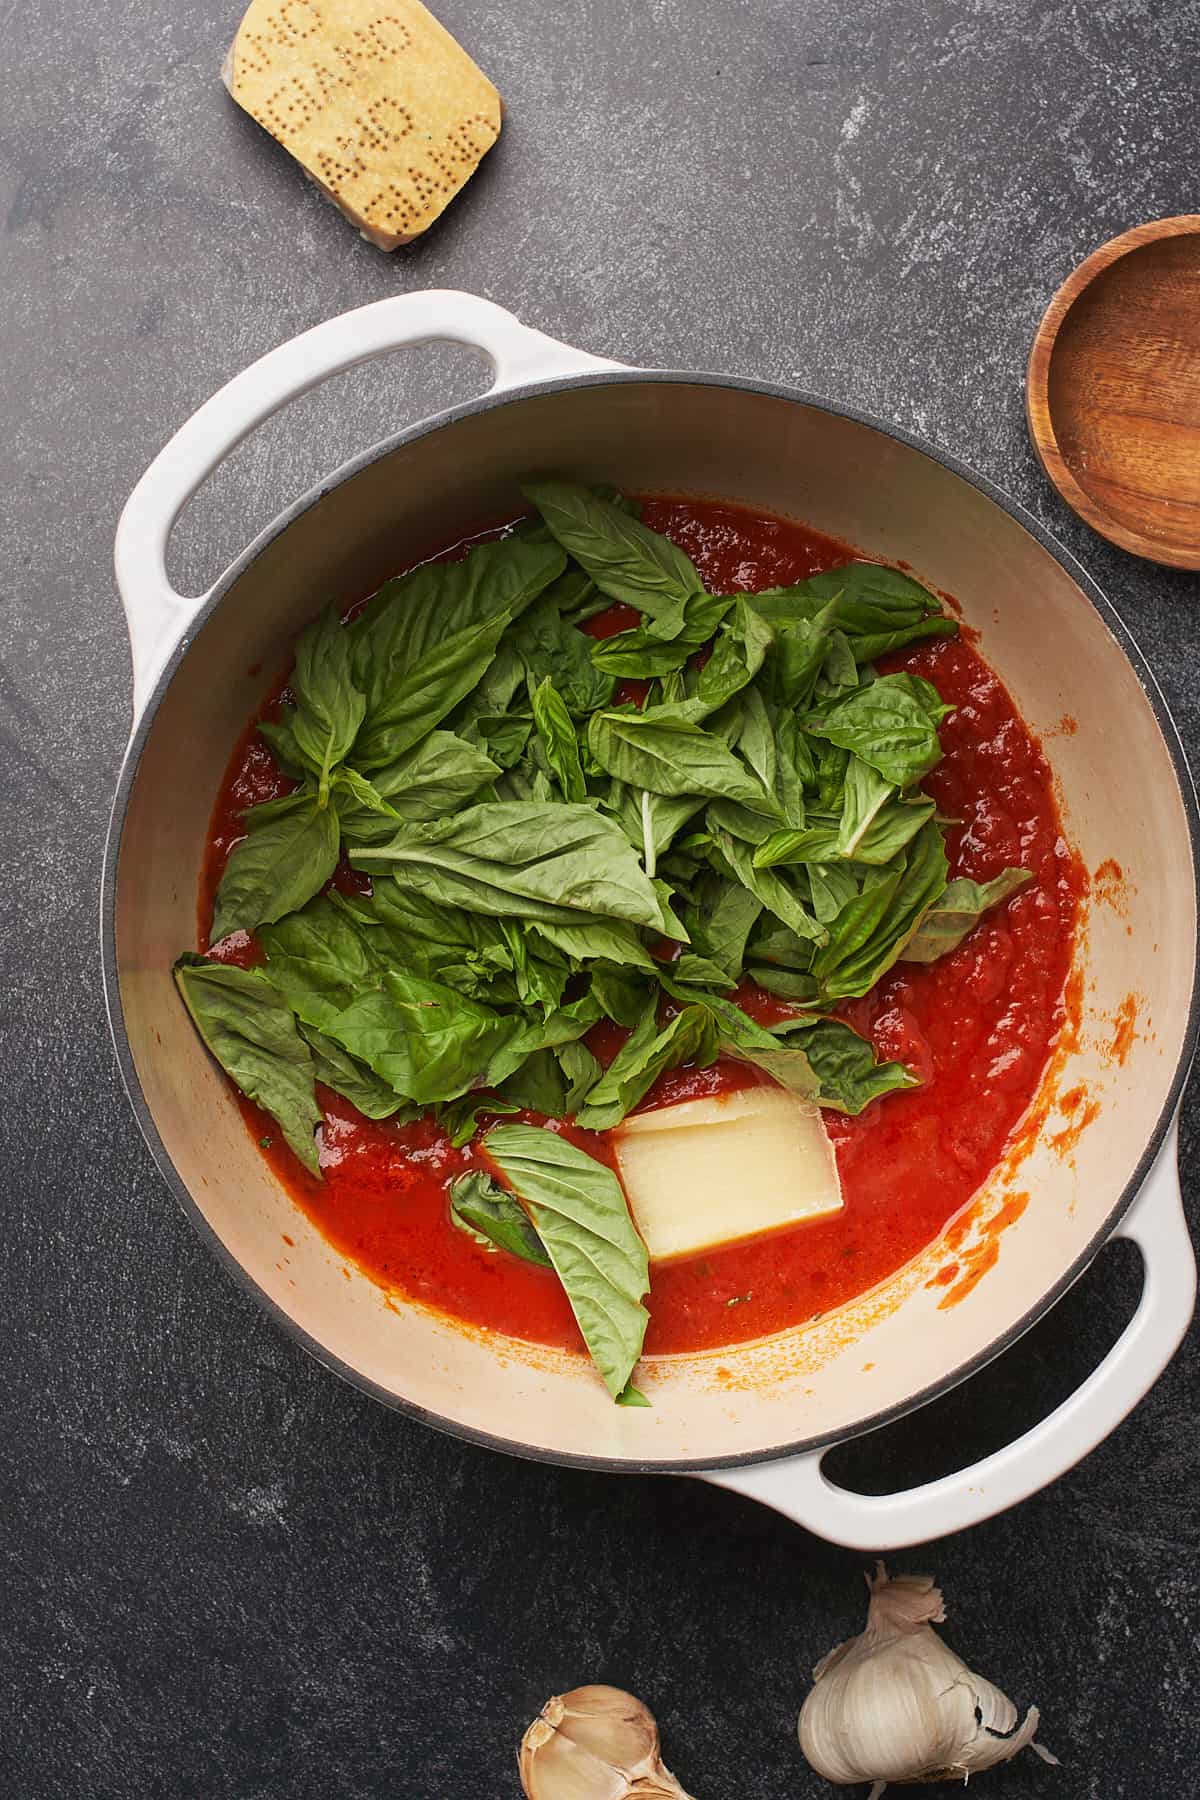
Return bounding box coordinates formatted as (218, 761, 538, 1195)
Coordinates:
(101, 368, 1200, 1473)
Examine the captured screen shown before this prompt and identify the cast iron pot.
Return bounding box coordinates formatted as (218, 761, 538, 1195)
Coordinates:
(103, 291, 1199, 1548)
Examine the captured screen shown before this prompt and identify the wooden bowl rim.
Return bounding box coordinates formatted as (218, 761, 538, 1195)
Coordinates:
(1026, 213, 1200, 570)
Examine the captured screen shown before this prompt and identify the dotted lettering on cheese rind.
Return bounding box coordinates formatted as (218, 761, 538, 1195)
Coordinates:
(231, 0, 500, 243)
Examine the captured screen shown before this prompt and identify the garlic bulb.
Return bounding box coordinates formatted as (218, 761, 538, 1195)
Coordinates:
(799, 1563, 1058, 1797)
(519, 1685, 697, 1800)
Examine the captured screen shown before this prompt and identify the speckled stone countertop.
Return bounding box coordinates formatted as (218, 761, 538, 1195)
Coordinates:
(3, 2, 1199, 1795)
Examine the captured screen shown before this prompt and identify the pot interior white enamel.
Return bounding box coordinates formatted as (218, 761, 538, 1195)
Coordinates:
(108, 376, 1198, 1468)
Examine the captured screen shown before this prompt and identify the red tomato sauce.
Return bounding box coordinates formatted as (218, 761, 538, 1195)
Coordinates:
(200, 500, 1081, 1357)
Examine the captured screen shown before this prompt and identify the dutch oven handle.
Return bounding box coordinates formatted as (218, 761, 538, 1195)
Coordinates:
(113, 291, 625, 724)
(704, 1120, 1194, 1548)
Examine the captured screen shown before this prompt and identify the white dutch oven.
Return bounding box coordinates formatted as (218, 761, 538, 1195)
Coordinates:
(103, 291, 1199, 1549)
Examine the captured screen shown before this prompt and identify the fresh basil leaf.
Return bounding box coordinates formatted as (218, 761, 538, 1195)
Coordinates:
(482, 994, 603, 1090)
(173, 955, 322, 1174)
(522, 480, 703, 639)
(438, 1095, 521, 1149)
(513, 595, 616, 713)
(575, 1001, 720, 1130)
(498, 1048, 569, 1116)
(483, 1124, 650, 1400)
(352, 803, 668, 933)
(530, 918, 658, 972)
(590, 590, 733, 678)
(670, 952, 738, 989)
(810, 820, 948, 1001)
(766, 596, 843, 710)
(745, 964, 819, 1001)
(657, 978, 822, 1102)
(590, 963, 652, 1026)
(900, 867, 1034, 963)
(685, 874, 763, 982)
(807, 672, 953, 789)
(351, 610, 514, 770)
(557, 1039, 603, 1112)
(258, 709, 306, 776)
(366, 730, 500, 817)
(747, 562, 951, 648)
(449, 1169, 551, 1265)
(498, 920, 569, 1016)
(608, 783, 707, 868)
(330, 766, 401, 846)
(530, 677, 587, 802)
(298, 1020, 417, 1120)
(323, 970, 520, 1105)
(210, 797, 340, 944)
(258, 895, 384, 1030)
(820, 629, 859, 692)
(290, 606, 366, 804)
(351, 536, 565, 715)
(705, 797, 777, 845)
(836, 756, 894, 856)
(792, 1017, 920, 1113)
(710, 831, 826, 944)
(589, 710, 777, 810)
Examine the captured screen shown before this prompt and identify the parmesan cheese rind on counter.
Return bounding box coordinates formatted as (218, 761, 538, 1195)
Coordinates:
(611, 1087, 844, 1265)
(222, 0, 502, 248)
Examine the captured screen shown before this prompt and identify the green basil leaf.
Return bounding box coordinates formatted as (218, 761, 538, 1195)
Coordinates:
(590, 590, 733, 677)
(483, 1123, 650, 1399)
(439, 1096, 522, 1149)
(351, 610, 515, 769)
(482, 994, 603, 1090)
(820, 628, 860, 693)
(513, 595, 616, 713)
(766, 597, 843, 710)
(589, 710, 776, 809)
(710, 831, 826, 944)
(258, 708, 306, 776)
(449, 1169, 551, 1265)
(498, 1048, 569, 1116)
(173, 955, 322, 1173)
(747, 562, 950, 645)
(900, 867, 1034, 963)
(685, 874, 763, 982)
(530, 918, 658, 972)
(366, 730, 500, 817)
(259, 895, 383, 1030)
(330, 766, 401, 847)
(791, 1016, 921, 1113)
(590, 964, 653, 1026)
(575, 1001, 720, 1130)
(836, 755, 895, 856)
(745, 964, 819, 1002)
(350, 536, 565, 717)
(557, 1039, 603, 1111)
(211, 797, 340, 944)
(290, 606, 366, 803)
(352, 802, 668, 933)
(807, 672, 953, 789)
(608, 783, 707, 868)
(522, 479, 703, 639)
(299, 1021, 417, 1120)
(669, 952, 738, 989)
(810, 820, 949, 1001)
(323, 969, 520, 1105)
(530, 677, 587, 802)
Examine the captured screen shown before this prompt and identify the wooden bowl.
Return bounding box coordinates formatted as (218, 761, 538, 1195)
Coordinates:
(1027, 215, 1200, 569)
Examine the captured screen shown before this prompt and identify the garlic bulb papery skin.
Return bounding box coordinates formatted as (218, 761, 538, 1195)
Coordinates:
(799, 1563, 1058, 1797)
(520, 1685, 697, 1800)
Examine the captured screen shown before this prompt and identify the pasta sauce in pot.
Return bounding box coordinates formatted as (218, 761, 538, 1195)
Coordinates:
(202, 500, 1081, 1358)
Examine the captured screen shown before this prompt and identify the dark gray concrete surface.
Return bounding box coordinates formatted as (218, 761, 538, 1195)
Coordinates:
(4, 1, 1200, 1794)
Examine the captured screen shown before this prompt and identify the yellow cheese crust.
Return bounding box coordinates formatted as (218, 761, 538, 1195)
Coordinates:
(611, 1086, 844, 1265)
(224, 0, 501, 248)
